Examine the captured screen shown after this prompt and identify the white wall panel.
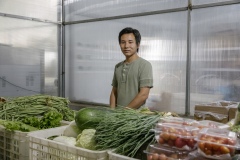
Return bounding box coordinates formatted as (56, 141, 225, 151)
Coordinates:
(64, 0, 188, 22)
(65, 11, 188, 114)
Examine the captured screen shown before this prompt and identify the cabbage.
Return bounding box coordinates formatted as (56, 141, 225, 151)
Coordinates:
(75, 129, 96, 150)
(52, 136, 76, 146)
(63, 121, 81, 138)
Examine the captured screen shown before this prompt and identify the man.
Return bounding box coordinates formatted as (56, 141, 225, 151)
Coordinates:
(110, 27, 153, 109)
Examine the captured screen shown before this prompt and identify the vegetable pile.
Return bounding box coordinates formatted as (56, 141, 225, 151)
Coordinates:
(94, 108, 164, 157)
(42, 106, 178, 158)
(0, 95, 75, 131)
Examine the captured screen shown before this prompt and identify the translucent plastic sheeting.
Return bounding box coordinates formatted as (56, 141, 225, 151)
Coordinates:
(0, 0, 61, 22)
(0, 17, 59, 97)
(65, 11, 188, 114)
(64, 0, 188, 22)
(191, 4, 240, 115)
(192, 0, 237, 5)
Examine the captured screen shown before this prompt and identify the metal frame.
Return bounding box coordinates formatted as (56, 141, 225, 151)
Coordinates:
(64, 7, 188, 25)
(60, 0, 65, 97)
(0, 12, 60, 24)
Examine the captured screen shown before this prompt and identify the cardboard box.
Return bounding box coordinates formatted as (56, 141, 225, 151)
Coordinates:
(194, 101, 239, 123)
(229, 107, 238, 121)
(194, 105, 229, 124)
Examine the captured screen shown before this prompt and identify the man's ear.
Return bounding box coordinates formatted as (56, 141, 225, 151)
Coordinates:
(137, 42, 140, 48)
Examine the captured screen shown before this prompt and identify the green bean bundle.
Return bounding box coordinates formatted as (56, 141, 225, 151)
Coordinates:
(0, 94, 74, 122)
(95, 108, 161, 158)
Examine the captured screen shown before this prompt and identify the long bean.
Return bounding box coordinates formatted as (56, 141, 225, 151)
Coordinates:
(95, 108, 161, 158)
(0, 95, 74, 121)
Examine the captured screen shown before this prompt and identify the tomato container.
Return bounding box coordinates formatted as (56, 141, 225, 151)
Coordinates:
(154, 123, 199, 150)
(159, 117, 198, 126)
(195, 120, 230, 129)
(144, 143, 190, 160)
(196, 128, 238, 160)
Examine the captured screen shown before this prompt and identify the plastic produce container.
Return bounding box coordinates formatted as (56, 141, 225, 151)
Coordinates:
(0, 121, 70, 160)
(159, 117, 229, 130)
(196, 128, 237, 160)
(155, 123, 199, 150)
(159, 117, 198, 126)
(108, 151, 139, 160)
(144, 143, 190, 160)
(196, 120, 230, 129)
(28, 126, 108, 160)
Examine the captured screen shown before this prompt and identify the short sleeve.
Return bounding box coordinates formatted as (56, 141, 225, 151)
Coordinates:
(111, 67, 118, 88)
(139, 62, 153, 88)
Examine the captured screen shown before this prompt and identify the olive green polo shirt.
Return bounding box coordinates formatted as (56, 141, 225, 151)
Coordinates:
(111, 57, 153, 108)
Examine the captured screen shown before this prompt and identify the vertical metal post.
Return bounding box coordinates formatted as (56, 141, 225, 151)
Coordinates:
(58, 0, 65, 97)
(185, 0, 192, 116)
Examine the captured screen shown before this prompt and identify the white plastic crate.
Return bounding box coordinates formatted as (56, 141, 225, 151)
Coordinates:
(0, 125, 29, 160)
(0, 121, 70, 160)
(28, 126, 108, 160)
(108, 151, 139, 160)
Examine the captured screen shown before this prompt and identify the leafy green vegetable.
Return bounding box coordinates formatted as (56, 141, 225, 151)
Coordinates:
(0, 95, 75, 122)
(63, 121, 81, 138)
(75, 129, 96, 150)
(0, 119, 38, 132)
(0, 95, 75, 131)
(52, 136, 76, 146)
(22, 116, 41, 128)
(40, 110, 63, 129)
(230, 125, 240, 132)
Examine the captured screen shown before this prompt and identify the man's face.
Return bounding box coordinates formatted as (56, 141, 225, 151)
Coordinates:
(120, 33, 139, 58)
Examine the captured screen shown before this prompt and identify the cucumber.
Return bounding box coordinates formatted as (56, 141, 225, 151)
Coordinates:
(75, 107, 111, 131)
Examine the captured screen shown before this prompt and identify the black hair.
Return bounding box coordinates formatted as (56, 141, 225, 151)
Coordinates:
(118, 27, 141, 52)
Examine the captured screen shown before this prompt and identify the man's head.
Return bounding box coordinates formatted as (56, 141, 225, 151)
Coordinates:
(118, 27, 141, 53)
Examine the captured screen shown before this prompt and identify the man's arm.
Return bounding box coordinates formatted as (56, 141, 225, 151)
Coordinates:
(126, 87, 150, 109)
(110, 87, 117, 109)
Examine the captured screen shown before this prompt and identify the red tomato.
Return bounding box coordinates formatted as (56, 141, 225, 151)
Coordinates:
(227, 139, 236, 145)
(204, 149, 212, 155)
(220, 146, 230, 154)
(147, 154, 153, 160)
(170, 153, 178, 159)
(212, 142, 221, 151)
(168, 127, 175, 133)
(158, 137, 165, 144)
(152, 153, 159, 160)
(187, 139, 195, 148)
(161, 133, 170, 141)
(217, 138, 228, 144)
(213, 150, 221, 155)
(198, 142, 205, 151)
(167, 139, 174, 146)
(204, 142, 212, 151)
(169, 133, 177, 141)
(175, 137, 186, 148)
(158, 154, 167, 160)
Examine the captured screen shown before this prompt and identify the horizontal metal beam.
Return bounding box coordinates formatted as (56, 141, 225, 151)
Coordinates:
(64, 7, 188, 25)
(192, 0, 240, 9)
(0, 12, 61, 25)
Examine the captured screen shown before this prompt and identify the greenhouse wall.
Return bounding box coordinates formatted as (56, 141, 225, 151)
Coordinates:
(64, 0, 240, 115)
(0, 0, 61, 97)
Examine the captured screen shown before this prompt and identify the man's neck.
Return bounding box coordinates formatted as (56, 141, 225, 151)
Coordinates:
(125, 54, 139, 63)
